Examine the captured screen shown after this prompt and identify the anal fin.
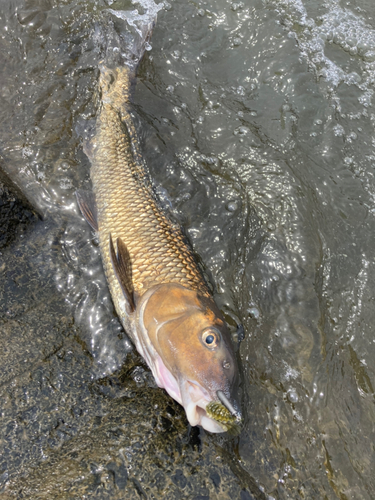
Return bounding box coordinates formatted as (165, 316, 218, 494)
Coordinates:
(76, 189, 98, 232)
(109, 234, 135, 313)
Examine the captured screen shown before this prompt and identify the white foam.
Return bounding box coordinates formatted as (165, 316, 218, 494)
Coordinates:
(268, 0, 375, 105)
(107, 0, 164, 36)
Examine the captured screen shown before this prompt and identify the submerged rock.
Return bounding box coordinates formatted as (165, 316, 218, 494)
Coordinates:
(0, 180, 38, 249)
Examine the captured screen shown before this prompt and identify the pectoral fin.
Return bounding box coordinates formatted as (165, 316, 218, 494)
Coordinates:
(109, 234, 135, 313)
(76, 189, 98, 232)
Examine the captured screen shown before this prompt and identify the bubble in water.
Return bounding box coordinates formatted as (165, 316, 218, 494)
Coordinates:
(333, 124, 345, 136)
(288, 390, 299, 403)
(234, 126, 250, 136)
(60, 161, 70, 170)
(226, 201, 238, 212)
(364, 50, 375, 62)
(230, 2, 243, 11)
(248, 307, 260, 319)
(59, 178, 73, 190)
(346, 131, 357, 142)
(348, 72, 361, 85)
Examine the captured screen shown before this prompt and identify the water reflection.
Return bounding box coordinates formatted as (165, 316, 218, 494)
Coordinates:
(1, 0, 375, 497)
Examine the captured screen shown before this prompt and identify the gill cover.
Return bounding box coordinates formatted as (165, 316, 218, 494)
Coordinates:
(140, 283, 240, 432)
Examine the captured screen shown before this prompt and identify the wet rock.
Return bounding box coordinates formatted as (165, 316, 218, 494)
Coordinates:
(0, 181, 38, 249)
(1, 390, 253, 499)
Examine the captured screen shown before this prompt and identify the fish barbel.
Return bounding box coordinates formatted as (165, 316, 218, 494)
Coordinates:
(76, 28, 241, 433)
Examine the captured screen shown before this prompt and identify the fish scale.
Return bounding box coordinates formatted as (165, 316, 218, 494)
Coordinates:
(89, 66, 210, 305)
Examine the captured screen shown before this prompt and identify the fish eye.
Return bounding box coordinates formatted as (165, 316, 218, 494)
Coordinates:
(202, 328, 220, 349)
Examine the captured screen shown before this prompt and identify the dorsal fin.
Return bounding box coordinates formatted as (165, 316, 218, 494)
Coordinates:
(76, 189, 98, 232)
(109, 234, 135, 313)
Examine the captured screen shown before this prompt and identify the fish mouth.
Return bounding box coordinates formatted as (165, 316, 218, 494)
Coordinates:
(205, 394, 242, 435)
(148, 354, 241, 433)
(180, 380, 224, 433)
(180, 381, 241, 434)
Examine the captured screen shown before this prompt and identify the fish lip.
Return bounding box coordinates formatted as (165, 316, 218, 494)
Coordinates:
(180, 380, 231, 433)
(216, 390, 242, 420)
(183, 380, 211, 411)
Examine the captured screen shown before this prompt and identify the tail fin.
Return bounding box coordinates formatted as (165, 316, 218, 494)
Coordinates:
(76, 1, 162, 142)
(100, 0, 163, 74)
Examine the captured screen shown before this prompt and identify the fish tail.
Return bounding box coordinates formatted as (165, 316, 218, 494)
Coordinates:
(78, 7, 159, 158)
(101, 5, 159, 75)
(128, 19, 156, 71)
(97, 7, 159, 116)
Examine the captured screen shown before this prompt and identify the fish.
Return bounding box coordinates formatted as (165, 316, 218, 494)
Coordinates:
(76, 19, 241, 433)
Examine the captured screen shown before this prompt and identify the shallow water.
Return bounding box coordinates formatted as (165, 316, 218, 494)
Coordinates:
(1, 0, 375, 497)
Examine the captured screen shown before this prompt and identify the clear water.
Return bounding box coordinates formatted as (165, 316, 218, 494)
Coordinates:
(1, 0, 375, 497)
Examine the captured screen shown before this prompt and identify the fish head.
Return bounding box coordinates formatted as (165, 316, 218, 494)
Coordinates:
(139, 283, 241, 433)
